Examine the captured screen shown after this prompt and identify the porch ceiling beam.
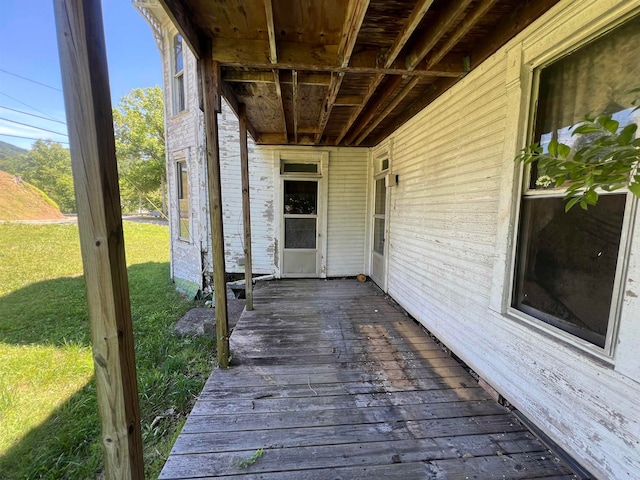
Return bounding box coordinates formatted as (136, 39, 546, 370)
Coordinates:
(374, 0, 562, 145)
(354, 77, 420, 145)
(315, 0, 370, 144)
(199, 41, 230, 368)
(333, 0, 435, 145)
(210, 38, 463, 77)
(220, 81, 260, 142)
(335, 95, 364, 106)
(222, 70, 332, 86)
(53, 0, 144, 477)
(292, 70, 299, 144)
(264, 0, 278, 64)
(157, 0, 203, 59)
(405, 0, 473, 71)
(334, 72, 384, 144)
(425, 0, 500, 70)
(344, 75, 404, 145)
(385, 0, 436, 68)
(272, 69, 288, 142)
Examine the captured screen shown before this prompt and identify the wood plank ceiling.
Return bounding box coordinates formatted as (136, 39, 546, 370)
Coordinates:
(160, 0, 560, 147)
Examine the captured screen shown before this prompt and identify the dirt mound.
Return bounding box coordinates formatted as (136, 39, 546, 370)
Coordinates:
(0, 170, 65, 221)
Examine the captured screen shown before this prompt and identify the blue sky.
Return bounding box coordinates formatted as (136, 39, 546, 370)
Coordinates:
(0, 0, 162, 150)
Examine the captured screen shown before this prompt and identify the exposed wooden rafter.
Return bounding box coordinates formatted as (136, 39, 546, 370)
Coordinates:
(292, 70, 299, 144)
(210, 38, 463, 77)
(424, 0, 500, 70)
(373, 0, 562, 145)
(273, 69, 287, 142)
(405, 0, 474, 71)
(355, 77, 420, 145)
(222, 70, 332, 86)
(345, 75, 404, 145)
(264, 0, 278, 64)
(314, 0, 370, 143)
(156, 0, 561, 147)
(335, 0, 437, 145)
(385, 0, 435, 68)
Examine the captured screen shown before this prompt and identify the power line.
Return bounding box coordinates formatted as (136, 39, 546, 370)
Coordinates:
(0, 105, 67, 125)
(0, 91, 64, 122)
(0, 117, 68, 137)
(0, 68, 63, 92)
(0, 133, 69, 145)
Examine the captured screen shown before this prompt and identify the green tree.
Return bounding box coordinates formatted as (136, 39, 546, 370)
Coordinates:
(113, 86, 166, 213)
(16, 140, 75, 213)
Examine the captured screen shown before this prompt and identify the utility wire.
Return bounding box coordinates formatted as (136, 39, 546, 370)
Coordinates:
(0, 91, 63, 122)
(0, 68, 63, 92)
(0, 117, 68, 137)
(0, 105, 67, 125)
(0, 133, 69, 145)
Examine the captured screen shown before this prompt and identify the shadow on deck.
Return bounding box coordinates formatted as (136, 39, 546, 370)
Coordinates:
(160, 279, 576, 479)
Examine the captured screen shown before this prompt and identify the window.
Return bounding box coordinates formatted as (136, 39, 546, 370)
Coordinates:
(173, 34, 185, 114)
(177, 161, 189, 240)
(513, 16, 640, 350)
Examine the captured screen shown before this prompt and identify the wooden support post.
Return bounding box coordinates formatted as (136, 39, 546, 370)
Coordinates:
(199, 40, 230, 368)
(239, 105, 253, 311)
(52, 1, 144, 478)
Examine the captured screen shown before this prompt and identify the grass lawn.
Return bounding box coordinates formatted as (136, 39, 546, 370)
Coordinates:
(0, 222, 215, 479)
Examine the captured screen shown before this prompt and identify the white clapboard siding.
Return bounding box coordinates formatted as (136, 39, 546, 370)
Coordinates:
(381, 1, 640, 478)
(326, 147, 369, 276)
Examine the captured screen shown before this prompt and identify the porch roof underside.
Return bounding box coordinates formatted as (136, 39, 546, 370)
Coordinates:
(157, 0, 560, 147)
(159, 279, 575, 478)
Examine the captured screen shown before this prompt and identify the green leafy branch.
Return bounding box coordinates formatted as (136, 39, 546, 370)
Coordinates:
(516, 108, 640, 211)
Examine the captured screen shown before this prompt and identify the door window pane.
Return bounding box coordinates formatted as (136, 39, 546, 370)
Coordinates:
(373, 218, 385, 255)
(514, 195, 625, 347)
(374, 178, 386, 215)
(285, 218, 316, 249)
(284, 180, 317, 214)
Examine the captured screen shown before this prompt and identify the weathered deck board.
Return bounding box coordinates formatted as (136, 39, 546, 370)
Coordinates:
(160, 279, 576, 479)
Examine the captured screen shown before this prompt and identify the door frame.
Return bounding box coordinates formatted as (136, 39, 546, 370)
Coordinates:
(368, 140, 393, 291)
(276, 150, 329, 278)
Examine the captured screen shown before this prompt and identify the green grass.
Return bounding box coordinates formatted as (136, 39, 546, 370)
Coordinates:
(0, 222, 215, 479)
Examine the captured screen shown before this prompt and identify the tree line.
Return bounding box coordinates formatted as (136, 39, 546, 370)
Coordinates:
(0, 86, 165, 214)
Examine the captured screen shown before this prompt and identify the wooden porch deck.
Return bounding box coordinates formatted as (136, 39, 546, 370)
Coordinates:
(160, 279, 576, 479)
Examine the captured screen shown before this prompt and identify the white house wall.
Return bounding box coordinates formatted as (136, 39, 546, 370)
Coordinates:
(162, 30, 203, 291)
(380, 1, 640, 478)
(325, 147, 369, 277)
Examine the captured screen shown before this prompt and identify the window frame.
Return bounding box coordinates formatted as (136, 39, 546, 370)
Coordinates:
(506, 21, 639, 358)
(172, 33, 186, 115)
(176, 159, 190, 242)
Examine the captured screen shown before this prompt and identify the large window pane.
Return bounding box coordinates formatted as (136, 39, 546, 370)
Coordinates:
(530, 15, 640, 188)
(285, 218, 316, 249)
(373, 218, 385, 255)
(374, 178, 385, 215)
(514, 195, 625, 347)
(284, 180, 317, 214)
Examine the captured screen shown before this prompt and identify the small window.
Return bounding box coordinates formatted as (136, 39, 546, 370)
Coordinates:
(281, 161, 319, 175)
(173, 34, 185, 114)
(177, 161, 189, 240)
(513, 16, 640, 349)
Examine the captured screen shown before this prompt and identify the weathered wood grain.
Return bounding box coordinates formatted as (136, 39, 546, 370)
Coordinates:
(53, 1, 143, 477)
(239, 105, 253, 310)
(199, 43, 229, 367)
(159, 279, 573, 479)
